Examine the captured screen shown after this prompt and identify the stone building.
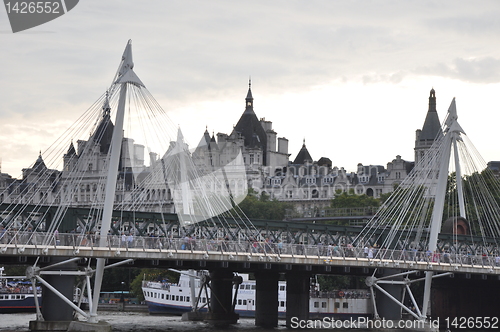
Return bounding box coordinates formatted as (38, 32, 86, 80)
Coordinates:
(0, 87, 450, 220)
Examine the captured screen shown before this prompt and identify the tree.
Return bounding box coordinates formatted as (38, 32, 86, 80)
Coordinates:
(100, 267, 141, 292)
(330, 189, 380, 209)
(316, 275, 366, 291)
(130, 268, 180, 302)
(228, 189, 293, 220)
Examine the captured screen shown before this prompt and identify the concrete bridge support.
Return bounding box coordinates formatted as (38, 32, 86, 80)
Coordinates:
(29, 257, 77, 332)
(285, 272, 310, 328)
(375, 268, 404, 320)
(432, 275, 500, 325)
(255, 270, 279, 328)
(205, 269, 239, 325)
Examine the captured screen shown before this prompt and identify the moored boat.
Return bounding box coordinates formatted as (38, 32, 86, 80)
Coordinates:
(142, 270, 373, 319)
(0, 267, 42, 313)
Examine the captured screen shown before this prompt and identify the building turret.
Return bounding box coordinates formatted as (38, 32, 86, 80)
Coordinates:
(415, 88, 443, 165)
(232, 79, 268, 164)
(293, 139, 313, 165)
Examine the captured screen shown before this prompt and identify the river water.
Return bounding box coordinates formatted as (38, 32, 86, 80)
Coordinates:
(1, 311, 479, 331)
(0, 312, 290, 332)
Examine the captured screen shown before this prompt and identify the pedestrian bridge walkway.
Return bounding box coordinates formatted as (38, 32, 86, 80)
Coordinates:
(1, 232, 499, 275)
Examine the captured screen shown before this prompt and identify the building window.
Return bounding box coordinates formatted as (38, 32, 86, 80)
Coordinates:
(323, 177, 334, 184)
(249, 154, 254, 164)
(306, 178, 316, 184)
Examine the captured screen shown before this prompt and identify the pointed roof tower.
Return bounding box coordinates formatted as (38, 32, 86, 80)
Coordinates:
(65, 141, 77, 157)
(33, 151, 47, 172)
(245, 79, 254, 113)
(195, 127, 218, 149)
(92, 91, 115, 154)
(293, 139, 313, 164)
(415, 88, 444, 165)
(418, 88, 442, 142)
(232, 79, 268, 164)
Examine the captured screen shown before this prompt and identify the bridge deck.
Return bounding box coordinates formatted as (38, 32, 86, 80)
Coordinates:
(1, 234, 498, 275)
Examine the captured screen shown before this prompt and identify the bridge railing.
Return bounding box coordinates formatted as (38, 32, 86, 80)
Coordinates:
(2, 232, 500, 269)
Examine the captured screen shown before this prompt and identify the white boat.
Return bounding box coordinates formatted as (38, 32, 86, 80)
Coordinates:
(0, 267, 41, 313)
(142, 270, 373, 319)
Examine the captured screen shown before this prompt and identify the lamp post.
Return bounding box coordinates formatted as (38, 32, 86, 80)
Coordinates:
(118, 281, 125, 311)
(120, 282, 125, 303)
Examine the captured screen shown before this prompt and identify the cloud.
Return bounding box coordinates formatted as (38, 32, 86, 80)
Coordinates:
(2, 0, 500, 175)
(416, 57, 500, 83)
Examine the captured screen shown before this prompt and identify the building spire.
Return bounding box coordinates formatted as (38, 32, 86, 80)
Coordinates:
(102, 90, 111, 117)
(245, 78, 254, 112)
(429, 87, 436, 112)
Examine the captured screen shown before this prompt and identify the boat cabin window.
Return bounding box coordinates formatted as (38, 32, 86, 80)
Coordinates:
(335, 302, 340, 309)
(186, 297, 189, 302)
(245, 285, 251, 290)
(322, 302, 327, 308)
(243, 300, 247, 305)
(343, 303, 348, 309)
(313, 302, 319, 308)
(161, 294, 164, 299)
(251, 285, 256, 290)
(279, 285, 285, 291)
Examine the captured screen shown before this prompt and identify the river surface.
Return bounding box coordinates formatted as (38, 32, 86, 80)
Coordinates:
(0, 311, 290, 332)
(1, 311, 481, 331)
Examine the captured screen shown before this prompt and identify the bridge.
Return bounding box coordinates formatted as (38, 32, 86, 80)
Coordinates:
(2, 40, 500, 330)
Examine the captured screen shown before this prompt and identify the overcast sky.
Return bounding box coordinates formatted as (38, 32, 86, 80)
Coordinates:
(1, 1, 500, 177)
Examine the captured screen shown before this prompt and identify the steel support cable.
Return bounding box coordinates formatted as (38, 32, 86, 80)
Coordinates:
(354, 132, 446, 253)
(2, 93, 107, 245)
(106, 84, 258, 243)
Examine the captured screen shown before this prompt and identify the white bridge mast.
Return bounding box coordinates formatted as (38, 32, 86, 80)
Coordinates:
(421, 98, 465, 317)
(89, 40, 145, 323)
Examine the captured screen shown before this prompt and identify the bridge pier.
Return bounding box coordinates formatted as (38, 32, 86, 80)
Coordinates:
(432, 274, 500, 326)
(255, 270, 279, 328)
(375, 268, 404, 320)
(205, 269, 239, 325)
(29, 257, 76, 332)
(285, 272, 310, 328)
